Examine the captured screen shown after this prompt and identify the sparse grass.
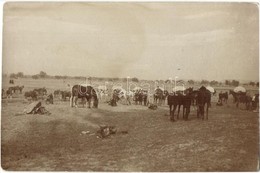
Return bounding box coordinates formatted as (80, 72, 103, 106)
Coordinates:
(1, 78, 259, 171)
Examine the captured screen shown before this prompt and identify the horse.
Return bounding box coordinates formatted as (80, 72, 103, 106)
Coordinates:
(167, 87, 193, 121)
(24, 90, 38, 100)
(236, 94, 252, 110)
(219, 91, 228, 104)
(18, 86, 24, 94)
(162, 90, 169, 105)
(7, 87, 16, 94)
(196, 86, 211, 120)
(154, 87, 164, 105)
(33, 88, 47, 96)
(229, 90, 240, 103)
(70, 84, 98, 108)
(133, 89, 142, 105)
(5, 88, 14, 99)
(133, 89, 148, 106)
(61, 91, 71, 101)
(229, 90, 251, 109)
(108, 89, 121, 106)
(54, 90, 61, 97)
(142, 90, 149, 106)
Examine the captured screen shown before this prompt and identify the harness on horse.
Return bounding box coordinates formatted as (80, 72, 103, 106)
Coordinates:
(78, 85, 90, 96)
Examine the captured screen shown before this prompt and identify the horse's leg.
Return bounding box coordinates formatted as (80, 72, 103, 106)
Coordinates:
(74, 96, 78, 108)
(172, 104, 177, 120)
(70, 96, 73, 107)
(186, 106, 190, 120)
(206, 103, 209, 120)
(169, 105, 171, 117)
(170, 105, 174, 121)
(197, 105, 200, 118)
(88, 97, 91, 108)
(202, 105, 205, 120)
(177, 104, 181, 120)
(182, 105, 185, 119)
(246, 101, 249, 110)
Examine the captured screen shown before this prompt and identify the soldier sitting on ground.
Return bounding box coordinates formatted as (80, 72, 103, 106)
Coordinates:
(216, 99, 223, 106)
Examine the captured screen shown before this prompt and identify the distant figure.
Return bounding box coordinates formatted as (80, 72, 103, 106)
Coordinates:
(109, 90, 118, 106)
(126, 93, 131, 105)
(9, 80, 14, 84)
(46, 93, 54, 104)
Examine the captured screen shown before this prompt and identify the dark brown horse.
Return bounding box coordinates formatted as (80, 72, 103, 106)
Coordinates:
(70, 85, 98, 108)
(61, 91, 71, 101)
(219, 91, 228, 104)
(167, 87, 193, 121)
(33, 88, 47, 96)
(196, 86, 211, 120)
(154, 87, 164, 105)
(229, 90, 251, 110)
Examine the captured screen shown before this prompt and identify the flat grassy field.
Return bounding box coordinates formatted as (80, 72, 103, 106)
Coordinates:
(1, 78, 259, 171)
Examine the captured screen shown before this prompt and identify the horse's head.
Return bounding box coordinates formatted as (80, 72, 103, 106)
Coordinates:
(229, 90, 234, 95)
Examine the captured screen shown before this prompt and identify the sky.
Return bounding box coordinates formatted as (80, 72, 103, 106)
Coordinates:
(2, 2, 259, 81)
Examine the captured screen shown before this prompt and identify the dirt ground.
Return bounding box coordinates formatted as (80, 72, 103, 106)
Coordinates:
(1, 78, 259, 171)
(1, 97, 259, 171)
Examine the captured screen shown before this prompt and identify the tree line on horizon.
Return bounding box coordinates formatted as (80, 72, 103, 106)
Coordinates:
(5, 71, 259, 87)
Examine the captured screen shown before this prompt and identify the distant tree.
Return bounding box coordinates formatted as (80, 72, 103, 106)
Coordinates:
(39, 71, 47, 78)
(62, 75, 68, 79)
(10, 73, 17, 78)
(188, 80, 194, 85)
(74, 76, 82, 79)
(132, 77, 139, 83)
(17, 72, 24, 78)
(55, 75, 62, 79)
(122, 78, 127, 82)
(231, 80, 239, 87)
(225, 80, 231, 86)
(32, 75, 39, 79)
(201, 80, 209, 85)
(113, 77, 119, 81)
(210, 80, 219, 86)
(257, 82, 259, 87)
(249, 81, 255, 86)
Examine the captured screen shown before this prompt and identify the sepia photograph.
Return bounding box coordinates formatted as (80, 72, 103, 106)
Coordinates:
(1, 1, 259, 171)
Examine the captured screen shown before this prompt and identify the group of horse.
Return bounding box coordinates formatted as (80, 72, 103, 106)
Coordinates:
(153, 88, 169, 106)
(217, 89, 258, 110)
(132, 89, 149, 106)
(54, 90, 71, 101)
(2, 85, 24, 98)
(2, 83, 258, 119)
(167, 86, 211, 121)
(24, 88, 47, 100)
(229, 90, 258, 110)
